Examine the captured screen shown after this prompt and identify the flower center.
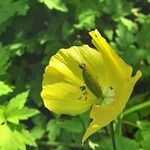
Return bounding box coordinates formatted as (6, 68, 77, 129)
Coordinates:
(79, 63, 103, 98)
(78, 85, 88, 100)
(96, 86, 115, 106)
(79, 63, 115, 105)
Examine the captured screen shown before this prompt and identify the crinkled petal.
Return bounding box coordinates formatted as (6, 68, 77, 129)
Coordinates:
(41, 82, 96, 115)
(89, 30, 133, 85)
(41, 45, 108, 115)
(82, 70, 142, 142)
(43, 45, 109, 89)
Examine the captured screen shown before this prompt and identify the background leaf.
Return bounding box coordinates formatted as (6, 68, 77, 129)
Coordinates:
(0, 81, 13, 96)
(39, 0, 68, 12)
(0, 0, 149, 149)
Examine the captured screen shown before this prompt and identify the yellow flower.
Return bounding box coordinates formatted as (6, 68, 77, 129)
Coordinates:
(41, 29, 142, 143)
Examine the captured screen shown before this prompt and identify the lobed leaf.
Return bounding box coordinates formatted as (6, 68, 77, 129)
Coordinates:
(0, 81, 13, 96)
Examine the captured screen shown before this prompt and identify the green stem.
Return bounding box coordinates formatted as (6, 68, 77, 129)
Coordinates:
(110, 122, 117, 150)
(122, 120, 138, 128)
(123, 100, 150, 117)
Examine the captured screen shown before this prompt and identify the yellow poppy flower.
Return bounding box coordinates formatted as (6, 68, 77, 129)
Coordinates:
(41, 29, 142, 143)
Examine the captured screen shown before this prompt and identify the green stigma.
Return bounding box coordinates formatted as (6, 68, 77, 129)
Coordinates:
(79, 63, 103, 98)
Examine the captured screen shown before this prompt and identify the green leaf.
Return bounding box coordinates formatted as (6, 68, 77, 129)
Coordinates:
(115, 23, 135, 50)
(47, 119, 60, 142)
(2, 91, 39, 124)
(39, 0, 68, 12)
(136, 21, 150, 48)
(0, 124, 18, 150)
(141, 130, 150, 150)
(0, 91, 37, 149)
(116, 135, 139, 150)
(6, 91, 29, 112)
(62, 22, 74, 40)
(136, 121, 150, 150)
(60, 117, 84, 133)
(9, 43, 25, 56)
(0, 124, 36, 150)
(31, 114, 47, 140)
(122, 48, 146, 65)
(120, 17, 138, 33)
(0, 81, 13, 96)
(13, 128, 37, 148)
(140, 66, 150, 77)
(0, 43, 24, 75)
(98, 135, 139, 150)
(104, 29, 113, 41)
(0, 48, 11, 76)
(101, 0, 133, 21)
(137, 121, 150, 130)
(6, 107, 39, 124)
(74, 1, 99, 30)
(0, 0, 29, 25)
(0, 107, 5, 125)
(31, 125, 45, 140)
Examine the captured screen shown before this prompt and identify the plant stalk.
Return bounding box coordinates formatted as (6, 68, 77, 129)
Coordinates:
(110, 122, 117, 150)
(123, 100, 150, 117)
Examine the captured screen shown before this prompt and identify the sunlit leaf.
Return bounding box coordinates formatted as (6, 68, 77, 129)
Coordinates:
(39, 0, 68, 12)
(0, 81, 13, 96)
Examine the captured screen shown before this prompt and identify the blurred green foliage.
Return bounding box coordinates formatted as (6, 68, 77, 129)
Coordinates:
(0, 0, 150, 149)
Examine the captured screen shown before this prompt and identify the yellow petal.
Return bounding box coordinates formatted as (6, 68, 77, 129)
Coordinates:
(82, 70, 142, 142)
(89, 30, 133, 85)
(41, 82, 95, 115)
(41, 29, 142, 143)
(43, 45, 108, 88)
(41, 45, 108, 115)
